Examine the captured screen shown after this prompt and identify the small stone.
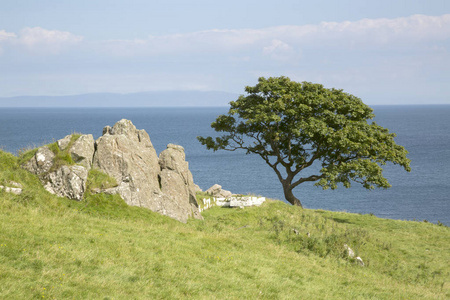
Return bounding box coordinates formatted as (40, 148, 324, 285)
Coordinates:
(344, 244, 355, 258)
(356, 256, 364, 266)
(8, 181, 23, 188)
(0, 186, 22, 195)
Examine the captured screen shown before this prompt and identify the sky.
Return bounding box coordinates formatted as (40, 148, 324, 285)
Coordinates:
(0, 0, 449, 105)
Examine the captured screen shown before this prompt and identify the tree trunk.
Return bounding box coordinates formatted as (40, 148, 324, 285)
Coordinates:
(283, 185, 303, 208)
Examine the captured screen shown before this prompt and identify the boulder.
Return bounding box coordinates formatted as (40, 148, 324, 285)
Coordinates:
(159, 144, 197, 198)
(43, 165, 88, 201)
(57, 135, 72, 151)
(206, 184, 232, 198)
(23, 146, 55, 175)
(69, 134, 95, 169)
(159, 144, 202, 221)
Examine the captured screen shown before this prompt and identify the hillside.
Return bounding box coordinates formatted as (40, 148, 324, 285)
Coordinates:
(0, 149, 449, 299)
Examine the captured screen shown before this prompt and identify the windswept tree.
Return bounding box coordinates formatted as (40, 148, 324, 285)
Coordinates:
(198, 77, 411, 208)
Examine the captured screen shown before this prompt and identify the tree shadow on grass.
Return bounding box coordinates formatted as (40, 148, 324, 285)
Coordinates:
(331, 217, 353, 224)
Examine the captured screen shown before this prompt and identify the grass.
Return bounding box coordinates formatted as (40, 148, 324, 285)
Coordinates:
(196, 191, 217, 210)
(0, 149, 449, 299)
(48, 133, 82, 171)
(85, 168, 118, 193)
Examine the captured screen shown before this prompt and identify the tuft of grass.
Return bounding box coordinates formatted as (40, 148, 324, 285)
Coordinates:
(48, 134, 82, 171)
(85, 169, 118, 193)
(17, 147, 38, 166)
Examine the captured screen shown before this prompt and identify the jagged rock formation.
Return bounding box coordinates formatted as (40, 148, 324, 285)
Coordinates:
(22, 119, 202, 222)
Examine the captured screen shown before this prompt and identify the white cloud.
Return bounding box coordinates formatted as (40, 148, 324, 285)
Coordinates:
(17, 27, 83, 54)
(97, 14, 450, 56)
(262, 39, 296, 61)
(3, 14, 448, 57)
(0, 30, 16, 54)
(0, 30, 16, 41)
(0, 27, 83, 55)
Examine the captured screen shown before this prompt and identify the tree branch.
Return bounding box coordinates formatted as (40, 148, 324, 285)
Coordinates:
(290, 174, 325, 190)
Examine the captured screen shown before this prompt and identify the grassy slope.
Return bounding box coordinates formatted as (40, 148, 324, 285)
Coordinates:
(0, 150, 449, 299)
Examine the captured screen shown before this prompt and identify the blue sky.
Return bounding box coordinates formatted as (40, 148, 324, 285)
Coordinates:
(0, 0, 449, 104)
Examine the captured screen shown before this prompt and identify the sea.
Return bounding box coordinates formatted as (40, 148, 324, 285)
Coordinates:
(1, 105, 449, 225)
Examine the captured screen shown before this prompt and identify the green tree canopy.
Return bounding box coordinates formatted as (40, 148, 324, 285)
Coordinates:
(198, 76, 411, 208)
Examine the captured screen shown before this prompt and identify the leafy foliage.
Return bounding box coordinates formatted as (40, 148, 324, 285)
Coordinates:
(198, 77, 411, 207)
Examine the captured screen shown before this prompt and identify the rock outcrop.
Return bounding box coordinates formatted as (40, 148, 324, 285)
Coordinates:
(23, 144, 89, 201)
(21, 119, 202, 223)
(92, 119, 161, 208)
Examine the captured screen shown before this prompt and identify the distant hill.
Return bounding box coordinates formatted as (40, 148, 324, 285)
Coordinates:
(0, 91, 239, 107)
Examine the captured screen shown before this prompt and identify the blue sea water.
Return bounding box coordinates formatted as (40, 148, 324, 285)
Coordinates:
(0, 105, 449, 225)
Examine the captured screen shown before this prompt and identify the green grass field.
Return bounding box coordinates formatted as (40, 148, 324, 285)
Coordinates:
(0, 149, 449, 299)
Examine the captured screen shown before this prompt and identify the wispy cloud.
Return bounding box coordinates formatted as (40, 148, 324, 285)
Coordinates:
(1, 14, 448, 57)
(18, 27, 83, 54)
(0, 14, 448, 102)
(0, 27, 83, 55)
(0, 30, 16, 54)
(94, 14, 450, 58)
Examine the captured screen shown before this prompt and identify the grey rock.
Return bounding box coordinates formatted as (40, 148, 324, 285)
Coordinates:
(43, 165, 88, 201)
(206, 184, 232, 198)
(93, 119, 161, 208)
(158, 144, 203, 221)
(69, 134, 95, 169)
(22, 146, 55, 175)
(57, 135, 72, 151)
(159, 143, 198, 200)
(159, 169, 196, 222)
(92, 119, 201, 222)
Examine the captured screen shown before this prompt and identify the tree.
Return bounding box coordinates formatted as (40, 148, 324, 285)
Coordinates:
(198, 77, 411, 208)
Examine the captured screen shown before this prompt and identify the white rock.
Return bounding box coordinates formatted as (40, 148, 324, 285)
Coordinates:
(356, 256, 364, 266)
(344, 244, 355, 258)
(0, 186, 22, 195)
